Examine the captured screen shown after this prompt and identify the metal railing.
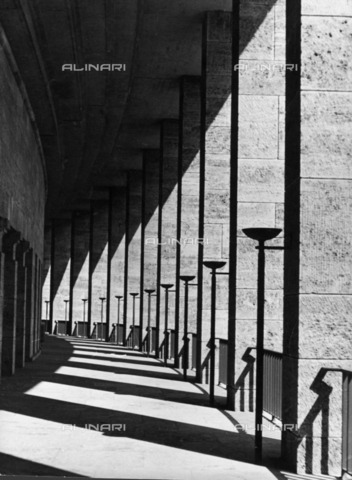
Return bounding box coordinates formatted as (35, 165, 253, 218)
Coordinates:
(127, 325, 140, 348)
(219, 339, 228, 386)
(169, 329, 175, 359)
(263, 349, 283, 421)
(343, 371, 352, 475)
(116, 324, 124, 345)
(54, 320, 67, 335)
(150, 327, 157, 352)
(93, 322, 107, 340)
(73, 321, 88, 337)
(41, 319, 50, 333)
(109, 324, 117, 342)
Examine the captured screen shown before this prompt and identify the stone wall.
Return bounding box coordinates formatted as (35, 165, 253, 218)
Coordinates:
(282, 0, 352, 475)
(158, 121, 179, 357)
(0, 26, 46, 375)
(234, 0, 285, 411)
(90, 200, 109, 337)
(108, 188, 126, 341)
(0, 28, 46, 257)
(198, 11, 232, 384)
(142, 151, 160, 350)
(178, 76, 201, 368)
(124, 172, 143, 346)
(71, 212, 90, 334)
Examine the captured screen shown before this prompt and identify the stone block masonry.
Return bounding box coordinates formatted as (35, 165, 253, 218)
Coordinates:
(71, 212, 90, 337)
(197, 11, 232, 385)
(89, 200, 109, 338)
(0, 26, 45, 375)
(142, 151, 160, 352)
(282, 0, 352, 475)
(158, 121, 179, 358)
(124, 172, 143, 347)
(177, 76, 201, 370)
(234, 0, 285, 411)
(107, 188, 126, 343)
(51, 219, 71, 334)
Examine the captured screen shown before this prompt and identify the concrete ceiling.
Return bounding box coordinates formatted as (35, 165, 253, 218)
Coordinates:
(0, 0, 232, 219)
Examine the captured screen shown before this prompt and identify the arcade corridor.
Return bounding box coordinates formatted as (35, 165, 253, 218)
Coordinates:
(1, 0, 352, 477)
(0, 335, 286, 479)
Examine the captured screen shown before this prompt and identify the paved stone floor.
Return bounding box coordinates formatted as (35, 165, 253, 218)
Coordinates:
(0, 336, 336, 479)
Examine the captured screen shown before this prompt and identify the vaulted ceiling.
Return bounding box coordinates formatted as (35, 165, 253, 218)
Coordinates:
(0, 0, 232, 219)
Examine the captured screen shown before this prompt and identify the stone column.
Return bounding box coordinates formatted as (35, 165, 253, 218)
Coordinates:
(1, 229, 21, 376)
(177, 77, 201, 369)
(197, 11, 232, 385)
(25, 248, 35, 361)
(71, 211, 90, 337)
(234, 0, 286, 410)
(15, 240, 30, 368)
(282, 1, 352, 476)
(158, 120, 179, 359)
(124, 172, 142, 347)
(142, 150, 160, 351)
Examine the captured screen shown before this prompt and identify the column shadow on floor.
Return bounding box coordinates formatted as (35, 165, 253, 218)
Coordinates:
(0, 335, 281, 477)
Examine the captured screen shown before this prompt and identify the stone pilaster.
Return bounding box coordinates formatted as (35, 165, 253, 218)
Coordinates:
(177, 77, 201, 369)
(1, 229, 21, 376)
(197, 11, 232, 384)
(124, 172, 142, 347)
(15, 240, 30, 368)
(158, 120, 179, 359)
(142, 151, 160, 350)
(282, 1, 352, 475)
(234, 0, 285, 411)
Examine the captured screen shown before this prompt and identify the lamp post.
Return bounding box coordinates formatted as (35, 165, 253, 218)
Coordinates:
(64, 300, 69, 336)
(179, 276, 196, 380)
(242, 227, 282, 464)
(160, 284, 174, 366)
(203, 261, 227, 406)
(144, 289, 155, 356)
(99, 297, 106, 341)
(130, 293, 139, 349)
(115, 295, 123, 345)
(82, 298, 88, 337)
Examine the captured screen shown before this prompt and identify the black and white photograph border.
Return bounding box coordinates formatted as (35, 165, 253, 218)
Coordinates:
(0, 1, 351, 479)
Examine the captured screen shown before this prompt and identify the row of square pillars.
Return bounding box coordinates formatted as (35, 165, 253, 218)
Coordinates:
(0, 219, 43, 380)
(42, 4, 352, 477)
